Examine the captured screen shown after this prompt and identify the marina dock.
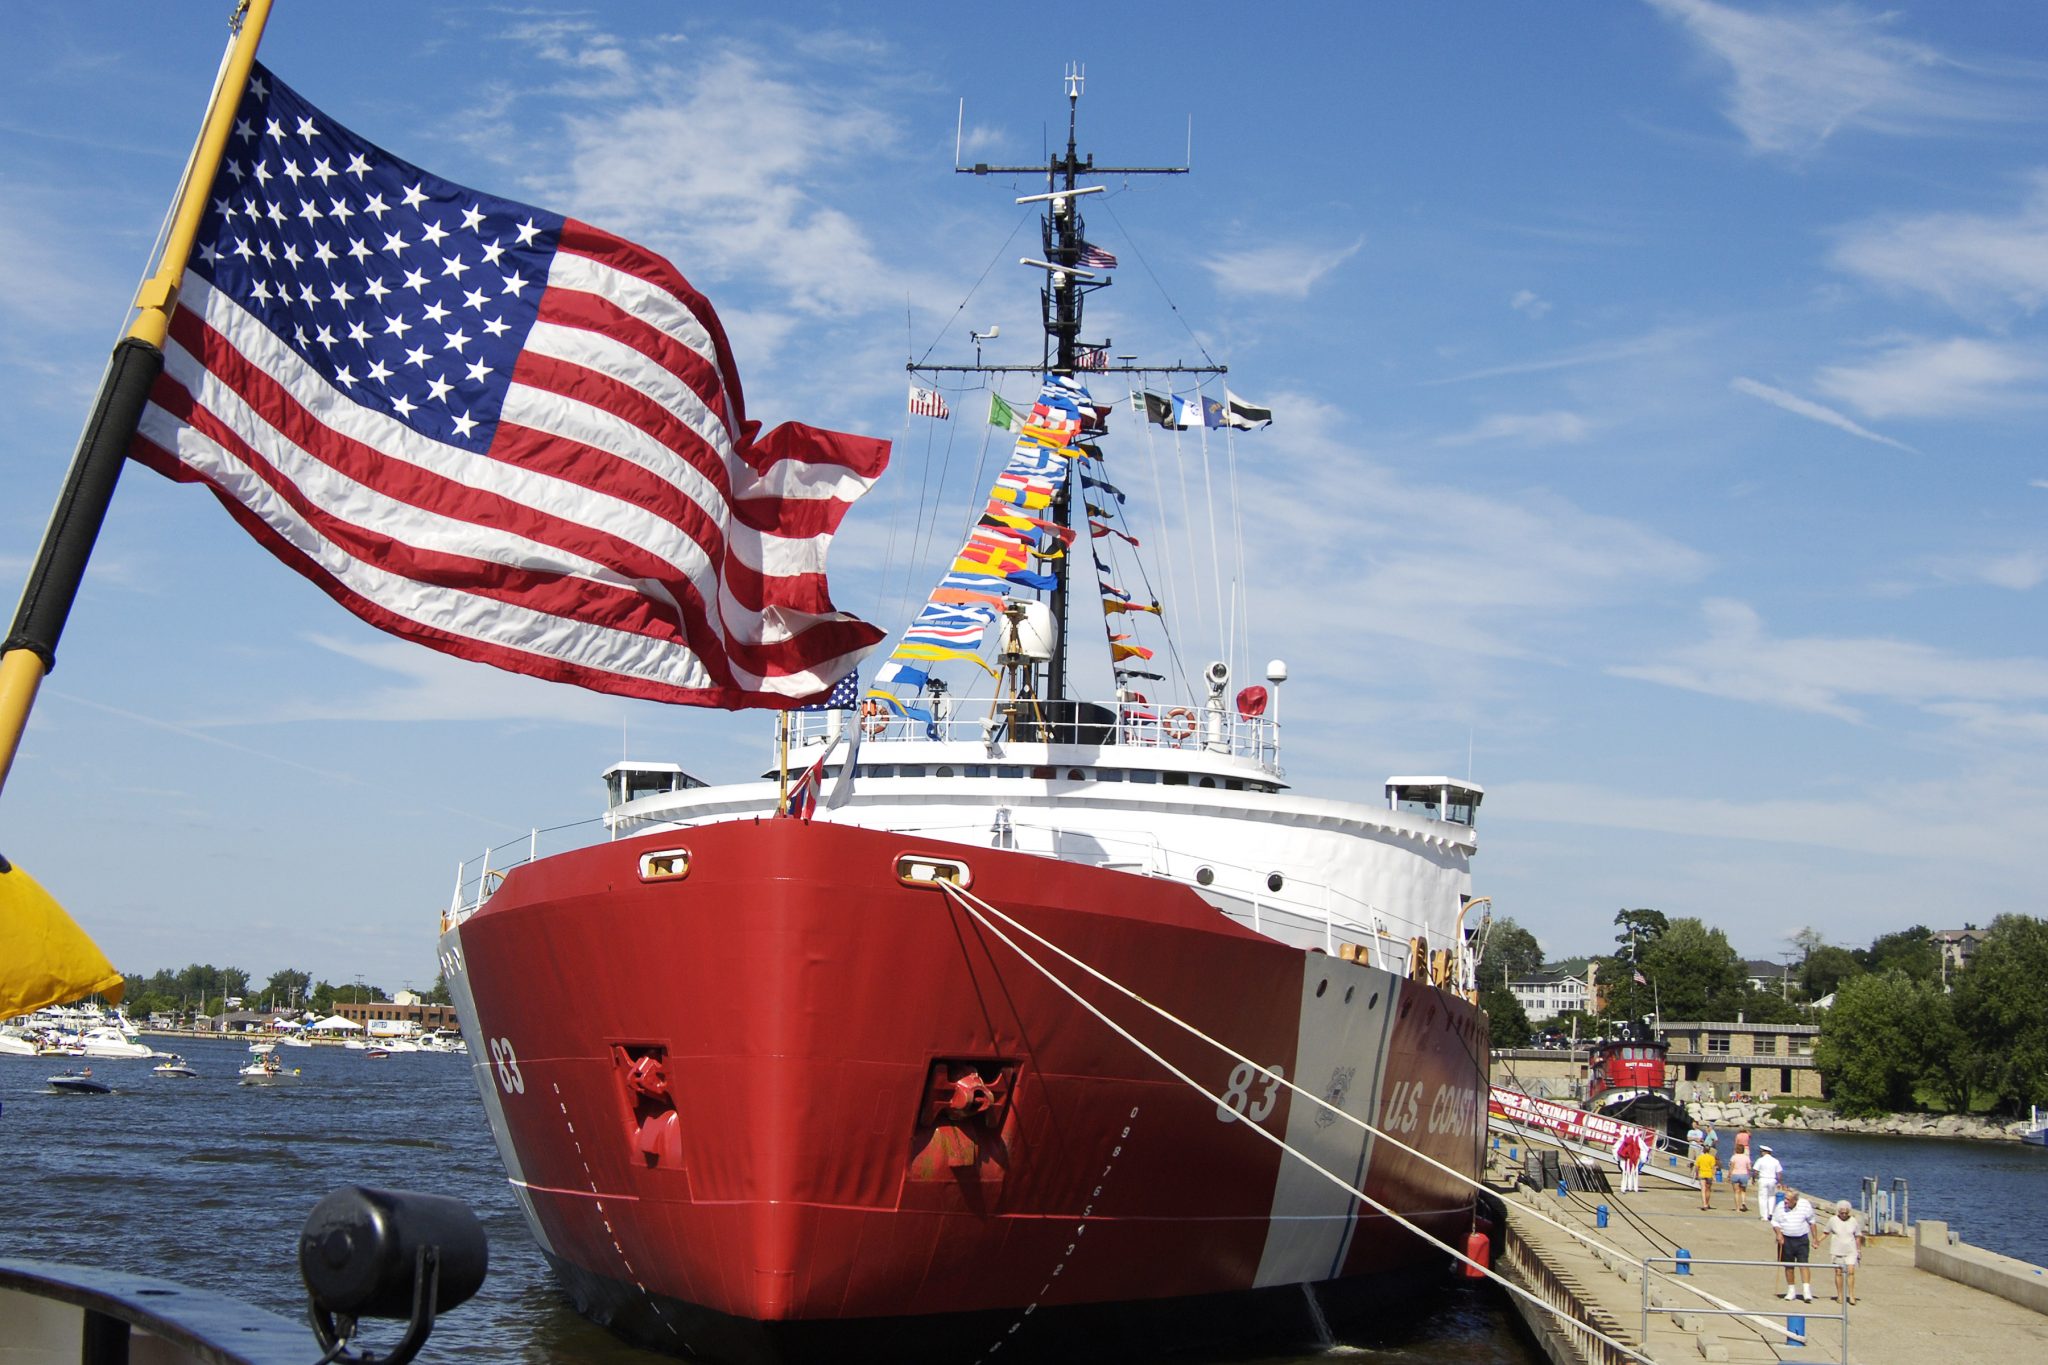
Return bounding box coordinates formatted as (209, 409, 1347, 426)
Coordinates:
(1487, 1140, 2048, 1365)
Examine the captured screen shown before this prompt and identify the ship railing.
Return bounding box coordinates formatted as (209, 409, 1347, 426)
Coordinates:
(885, 816, 1431, 974)
(789, 700, 1282, 772)
(443, 816, 610, 925)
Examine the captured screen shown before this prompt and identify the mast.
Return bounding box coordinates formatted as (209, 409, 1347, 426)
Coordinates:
(938, 64, 1203, 705)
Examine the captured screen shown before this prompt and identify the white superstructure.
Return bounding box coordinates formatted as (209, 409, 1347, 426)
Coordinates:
(593, 688, 1486, 988)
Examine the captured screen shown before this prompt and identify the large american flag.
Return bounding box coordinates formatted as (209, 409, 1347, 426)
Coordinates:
(132, 65, 888, 708)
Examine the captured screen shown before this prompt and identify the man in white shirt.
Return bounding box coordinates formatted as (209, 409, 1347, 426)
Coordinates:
(1771, 1187, 1818, 1302)
(1753, 1145, 1783, 1222)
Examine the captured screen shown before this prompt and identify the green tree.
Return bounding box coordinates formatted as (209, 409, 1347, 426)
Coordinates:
(1918, 988, 1977, 1114)
(1479, 981, 1532, 1049)
(1639, 917, 1744, 1020)
(1951, 914, 2048, 1115)
(260, 968, 313, 1012)
(1800, 945, 1862, 999)
(1860, 926, 1938, 983)
(424, 970, 454, 1006)
(1816, 971, 1936, 1116)
(1482, 917, 1544, 983)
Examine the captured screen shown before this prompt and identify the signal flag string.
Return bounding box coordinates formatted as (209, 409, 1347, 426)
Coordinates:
(937, 879, 1807, 1352)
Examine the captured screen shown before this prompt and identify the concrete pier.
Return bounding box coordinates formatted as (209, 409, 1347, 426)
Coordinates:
(1486, 1141, 2048, 1365)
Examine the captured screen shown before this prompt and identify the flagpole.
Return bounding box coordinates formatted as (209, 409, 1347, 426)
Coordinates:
(0, 0, 275, 800)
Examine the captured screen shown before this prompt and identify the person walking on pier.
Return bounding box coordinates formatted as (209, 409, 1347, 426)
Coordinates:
(1727, 1143, 1751, 1213)
(1827, 1200, 1862, 1305)
(1772, 1187, 1817, 1302)
(1693, 1143, 1717, 1209)
(1753, 1144, 1782, 1221)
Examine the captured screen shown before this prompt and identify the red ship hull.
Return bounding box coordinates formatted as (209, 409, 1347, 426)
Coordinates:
(442, 819, 1488, 1362)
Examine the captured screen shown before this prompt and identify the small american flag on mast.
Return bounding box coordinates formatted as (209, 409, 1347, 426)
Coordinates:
(907, 385, 951, 420)
(131, 65, 888, 709)
(1077, 242, 1118, 270)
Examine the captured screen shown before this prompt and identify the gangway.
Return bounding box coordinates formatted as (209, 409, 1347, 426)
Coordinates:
(1487, 1085, 1696, 1189)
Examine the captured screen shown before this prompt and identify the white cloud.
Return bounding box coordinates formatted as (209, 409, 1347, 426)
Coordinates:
(1228, 397, 1704, 663)
(1614, 598, 2048, 727)
(1729, 376, 1914, 452)
(1647, 0, 2012, 156)
(507, 40, 912, 316)
(1833, 171, 2048, 316)
(234, 636, 629, 727)
(1935, 549, 2048, 592)
(1200, 236, 1363, 300)
(1435, 411, 1591, 448)
(1510, 289, 1552, 319)
(1432, 325, 1703, 385)
(1812, 336, 2044, 419)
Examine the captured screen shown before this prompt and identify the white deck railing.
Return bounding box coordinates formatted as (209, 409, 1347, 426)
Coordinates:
(791, 699, 1283, 773)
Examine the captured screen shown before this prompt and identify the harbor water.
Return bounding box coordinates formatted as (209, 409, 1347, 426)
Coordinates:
(0, 1037, 1535, 1364)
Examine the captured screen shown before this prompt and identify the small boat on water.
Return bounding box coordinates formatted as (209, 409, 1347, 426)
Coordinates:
(247, 1039, 276, 1055)
(2023, 1106, 2046, 1148)
(153, 1055, 199, 1078)
(48, 1069, 111, 1095)
(364, 1047, 391, 1060)
(237, 1055, 300, 1086)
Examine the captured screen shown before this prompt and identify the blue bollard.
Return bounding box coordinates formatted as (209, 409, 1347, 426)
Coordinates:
(1674, 1248, 1691, 1276)
(1508, 1146, 1518, 1160)
(1556, 1177, 1568, 1197)
(1493, 1136, 1500, 1150)
(1596, 1204, 1609, 1228)
(1785, 1314, 1805, 1347)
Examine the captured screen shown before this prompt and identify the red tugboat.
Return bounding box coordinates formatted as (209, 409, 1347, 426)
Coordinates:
(441, 70, 1493, 1364)
(1584, 1018, 1692, 1146)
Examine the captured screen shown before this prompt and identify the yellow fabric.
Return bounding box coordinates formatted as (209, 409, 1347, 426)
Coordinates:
(0, 858, 124, 1016)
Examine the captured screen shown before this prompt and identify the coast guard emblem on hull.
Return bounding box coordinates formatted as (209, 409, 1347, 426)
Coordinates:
(1314, 1066, 1356, 1128)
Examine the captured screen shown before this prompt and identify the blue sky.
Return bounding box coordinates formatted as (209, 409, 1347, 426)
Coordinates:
(4, 2, 2045, 992)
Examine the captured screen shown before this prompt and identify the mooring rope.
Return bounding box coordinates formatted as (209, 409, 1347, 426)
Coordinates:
(939, 879, 1806, 1352)
(937, 881, 1658, 1364)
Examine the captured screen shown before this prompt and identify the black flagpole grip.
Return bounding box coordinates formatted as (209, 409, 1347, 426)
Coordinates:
(3, 336, 165, 669)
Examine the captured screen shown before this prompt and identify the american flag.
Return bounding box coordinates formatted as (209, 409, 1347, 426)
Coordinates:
(907, 385, 951, 420)
(131, 65, 888, 709)
(1077, 243, 1118, 270)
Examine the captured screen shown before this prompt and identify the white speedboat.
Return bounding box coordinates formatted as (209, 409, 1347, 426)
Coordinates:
(0, 1031, 38, 1057)
(247, 1039, 276, 1055)
(236, 1057, 300, 1086)
(153, 1055, 199, 1078)
(79, 1025, 154, 1060)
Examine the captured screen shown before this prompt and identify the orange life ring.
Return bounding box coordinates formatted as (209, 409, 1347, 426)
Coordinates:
(860, 699, 889, 736)
(1164, 706, 1197, 740)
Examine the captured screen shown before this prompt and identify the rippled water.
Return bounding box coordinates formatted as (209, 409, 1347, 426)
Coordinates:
(0, 1037, 1536, 1364)
(1739, 1127, 2047, 1265)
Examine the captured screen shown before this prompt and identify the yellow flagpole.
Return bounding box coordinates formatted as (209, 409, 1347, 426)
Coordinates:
(0, 0, 275, 800)
(0, 0, 278, 1014)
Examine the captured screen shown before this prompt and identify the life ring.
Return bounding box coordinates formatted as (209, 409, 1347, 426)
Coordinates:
(860, 699, 889, 736)
(1163, 706, 1197, 740)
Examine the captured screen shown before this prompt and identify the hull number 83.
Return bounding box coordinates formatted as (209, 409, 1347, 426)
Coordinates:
(1216, 1060, 1284, 1123)
(489, 1037, 525, 1095)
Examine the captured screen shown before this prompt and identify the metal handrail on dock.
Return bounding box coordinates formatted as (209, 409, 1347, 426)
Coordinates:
(1640, 1254, 1849, 1363)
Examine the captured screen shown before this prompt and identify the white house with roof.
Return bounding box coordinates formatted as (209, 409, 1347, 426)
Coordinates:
(1508, 969, 1591, 1023)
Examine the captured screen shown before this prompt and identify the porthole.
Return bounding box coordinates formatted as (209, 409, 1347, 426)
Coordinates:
(1368, 992, 1380, 1010)
(1195, 866, 1216, 886)
(1315, 979, 1328, 998)
(1266, 872, 1284, 892)
(1344, 985, 1355, 1004)
(1067, 768, 1086, 780)
(936, 766, 956, 777)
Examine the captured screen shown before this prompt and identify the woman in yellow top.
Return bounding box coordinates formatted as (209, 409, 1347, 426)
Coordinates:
(1693, 1147, 1717, 1210)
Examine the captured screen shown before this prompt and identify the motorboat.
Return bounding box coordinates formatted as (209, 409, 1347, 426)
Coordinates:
(48, 1069, 112, 1095)
(153, 1055, 199, 1078)
(237, 1056, 300, 1086)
